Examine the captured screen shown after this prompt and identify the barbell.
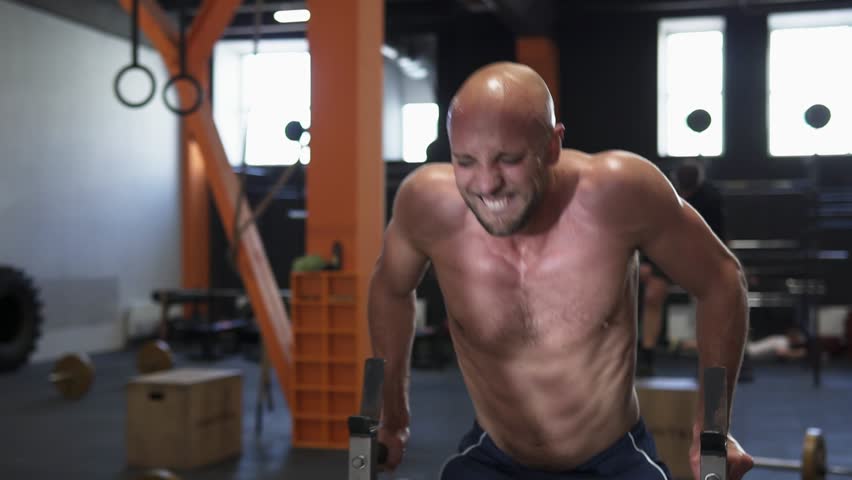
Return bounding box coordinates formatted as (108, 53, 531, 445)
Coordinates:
(49, 340, 175, 400)
(701, 367, 851, 480)
(752, 427, 852, 480)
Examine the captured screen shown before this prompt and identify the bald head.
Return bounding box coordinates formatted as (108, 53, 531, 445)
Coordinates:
(446, 62, 564, 237)
(448, 62, 556, 143)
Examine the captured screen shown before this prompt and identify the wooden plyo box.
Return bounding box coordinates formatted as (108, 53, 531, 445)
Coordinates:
(636, 377, 698, 480)
(126, 368, 243, 469)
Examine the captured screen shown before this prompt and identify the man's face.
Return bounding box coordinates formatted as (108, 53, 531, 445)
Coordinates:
(450, 115, 552, 236)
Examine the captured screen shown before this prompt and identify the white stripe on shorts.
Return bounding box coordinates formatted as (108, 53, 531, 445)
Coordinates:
(438, 431, 488, 479)
(627, 431, 669, 480)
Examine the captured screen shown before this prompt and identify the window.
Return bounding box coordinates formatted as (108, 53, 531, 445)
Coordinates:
(768, 10, 852, 156)
(401, 103, 439, 163)
(658, 17, 725, 157)
(213, 39, 311, 166)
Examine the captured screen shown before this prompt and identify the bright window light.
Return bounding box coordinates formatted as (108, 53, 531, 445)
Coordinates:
(274, 9, 310, 24)
(213, 39, 311, 166)
(241, 52, 311, 165)
(402, 103, 438, 163)
(657, 17, 725, 157)
(768, 10, 852, 156)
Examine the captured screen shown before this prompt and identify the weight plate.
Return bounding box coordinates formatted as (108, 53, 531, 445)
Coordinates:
(803, 428, 827, 480)
(51, 352, 94, 400)
(136, 340, 174, 374)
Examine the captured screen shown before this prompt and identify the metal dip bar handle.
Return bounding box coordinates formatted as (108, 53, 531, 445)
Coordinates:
(348, 358, 387, 480)
(701, 367, 728, 480)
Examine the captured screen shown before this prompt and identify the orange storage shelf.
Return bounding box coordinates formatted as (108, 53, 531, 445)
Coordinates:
(291, 274, 325, 300)
(329, 391, 358, 416)
(291, 415, 357, 450)
(292, 361, 326, 386)
(290, 304, 325, 330)
(328, 275, 356, 297)
(292, 417, 329, 445)
(293, 413, 355, 422)
(292, 389, 327, 415)
(289, 299, 325, 307)
(293, 333, 326, 358)
(292, 385, 358, 393)
(289, 271, 366, 450)
(330, 421, 350, 445)
(329, 363, 358, 388)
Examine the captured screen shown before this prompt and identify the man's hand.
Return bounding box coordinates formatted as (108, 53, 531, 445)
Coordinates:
(377, 424, 410, 471)
(690, 432, 754, 480)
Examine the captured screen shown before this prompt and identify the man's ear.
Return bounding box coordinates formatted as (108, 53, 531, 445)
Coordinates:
(546, 123, 565, 164)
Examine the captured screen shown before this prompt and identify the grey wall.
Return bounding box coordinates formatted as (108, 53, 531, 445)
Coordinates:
(402, 74, 435, 105)
(383, 58, 437, 161)
(383, 58, 404, 160)
(0, 0, 180, 361)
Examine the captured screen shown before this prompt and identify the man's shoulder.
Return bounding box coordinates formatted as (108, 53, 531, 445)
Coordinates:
(572, 150, 667, 203)
(395, 162, 457, 207)
(401, 162, 455, 187)
(567, 149, 678, 235)
(393, 163, 467, 239)
(583, 149, 659, 183)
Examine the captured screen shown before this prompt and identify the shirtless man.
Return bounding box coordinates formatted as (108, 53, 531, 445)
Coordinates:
(368, 62, 754, 479)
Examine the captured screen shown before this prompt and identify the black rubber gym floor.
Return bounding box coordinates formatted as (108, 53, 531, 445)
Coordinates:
(1, 345, 850, 480)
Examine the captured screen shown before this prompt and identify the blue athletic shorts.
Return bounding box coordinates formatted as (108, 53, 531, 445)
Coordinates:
(439, 418, 672, 479)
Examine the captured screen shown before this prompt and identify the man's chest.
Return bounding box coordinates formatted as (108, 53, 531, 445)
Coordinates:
(428, 227, 636, 349)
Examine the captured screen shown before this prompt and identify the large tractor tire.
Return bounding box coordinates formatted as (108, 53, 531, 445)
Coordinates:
(0, 266, 43, 372)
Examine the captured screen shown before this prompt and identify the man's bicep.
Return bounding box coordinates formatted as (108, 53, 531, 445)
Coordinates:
(640, 200, 737, 298)
(372, 219, 430, 297)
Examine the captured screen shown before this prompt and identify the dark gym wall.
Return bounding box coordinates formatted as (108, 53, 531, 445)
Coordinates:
(430, 12, 517, 164)
(0, 0, 180, 358)
(556, 6, 852, 181)
(556, 6, 852, 306)
(558, 13, 660, 159)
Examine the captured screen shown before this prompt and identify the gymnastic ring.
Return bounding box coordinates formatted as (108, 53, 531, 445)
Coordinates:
(113, 63, 157, 108)
(162, 73, 204, 116)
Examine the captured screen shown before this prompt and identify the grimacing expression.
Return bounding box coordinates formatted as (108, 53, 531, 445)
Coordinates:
(451, 130, 550, 236)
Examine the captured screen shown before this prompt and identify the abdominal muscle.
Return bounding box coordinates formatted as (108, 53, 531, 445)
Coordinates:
(447, 298, 641, 471)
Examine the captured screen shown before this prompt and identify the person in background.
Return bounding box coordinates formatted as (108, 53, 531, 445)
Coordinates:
(676, 326, 808, 361)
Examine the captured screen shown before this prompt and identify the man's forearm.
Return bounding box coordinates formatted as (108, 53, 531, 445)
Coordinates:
(368, 277, 417, 429)
(693, 266, 749, 429)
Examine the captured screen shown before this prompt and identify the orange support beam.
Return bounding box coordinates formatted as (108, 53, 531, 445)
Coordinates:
(186, 110, 293, 392)
(118, 0, 293, 402)
(306, 0, 385, 385)
(187, 0, 241, 72)
(181, 127, 209, 294)
(516, 36, 561, 120)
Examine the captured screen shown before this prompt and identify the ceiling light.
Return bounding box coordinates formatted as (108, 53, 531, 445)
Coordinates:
(381, 45, 399, 60)
(274, 9, 310, 23)
(406, 67, 428, 79)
